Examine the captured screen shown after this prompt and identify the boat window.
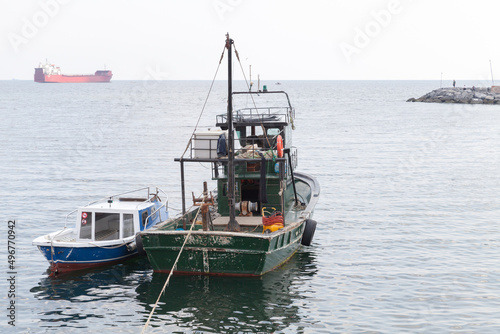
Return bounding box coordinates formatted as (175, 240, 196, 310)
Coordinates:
(267, 128, 280, 136)
(79, 211, 93, 239)
(94, 213, 120, 241)
(141, 211, 149, 227)
(266, 128, 281, 149)
(284, 126, 291, 147)
(123, 214, 134, 238)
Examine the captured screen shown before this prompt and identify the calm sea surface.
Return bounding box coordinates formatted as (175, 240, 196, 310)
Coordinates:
(1, 80, 499, 333)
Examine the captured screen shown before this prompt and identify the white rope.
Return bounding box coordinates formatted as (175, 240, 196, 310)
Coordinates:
(140, 199, 204, 334)
(87, 241, 129, 249)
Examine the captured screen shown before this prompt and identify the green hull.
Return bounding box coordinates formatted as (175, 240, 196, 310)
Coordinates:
(141, 172, 319, 277)
(142, 221, 305, 276)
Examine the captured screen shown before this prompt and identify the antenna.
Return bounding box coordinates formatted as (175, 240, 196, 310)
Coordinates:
(249, 65, 253, 91)
(490, 60, 494, 86)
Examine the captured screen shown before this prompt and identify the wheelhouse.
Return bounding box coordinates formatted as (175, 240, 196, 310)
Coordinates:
(180, 91, 300, 221)
(77, 198, 166, 242)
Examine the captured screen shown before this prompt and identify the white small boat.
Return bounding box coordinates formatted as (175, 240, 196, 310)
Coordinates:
(33, 187, 168, 275)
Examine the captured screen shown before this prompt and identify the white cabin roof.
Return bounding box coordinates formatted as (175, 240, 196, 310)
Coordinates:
(82, 198, 154, 211)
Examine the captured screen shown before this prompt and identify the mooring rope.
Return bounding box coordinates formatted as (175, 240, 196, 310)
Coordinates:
(140, 197, 205, 334)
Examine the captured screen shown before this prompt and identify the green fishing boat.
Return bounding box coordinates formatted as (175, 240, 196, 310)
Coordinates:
(140, 34, 320, 276)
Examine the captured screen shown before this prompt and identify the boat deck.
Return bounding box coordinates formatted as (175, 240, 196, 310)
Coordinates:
(211, 216, 263, 226)
(57, 235, 76, 242)
(209, 215, 302, 234)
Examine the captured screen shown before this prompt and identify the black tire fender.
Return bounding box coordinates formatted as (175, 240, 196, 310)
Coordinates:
(301, 219, 317, 246)
(136, 233, 146, 256)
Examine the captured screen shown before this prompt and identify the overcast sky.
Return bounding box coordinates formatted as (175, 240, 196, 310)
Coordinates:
(2, 0, 500, 81)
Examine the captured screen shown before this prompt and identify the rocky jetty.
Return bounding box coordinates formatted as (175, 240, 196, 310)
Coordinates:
(407, 87, 500, 104)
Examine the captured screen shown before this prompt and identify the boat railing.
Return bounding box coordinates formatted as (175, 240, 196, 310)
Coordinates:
(81, 187, 167, 208)
(185, 131, 298, 177)
(154, 187, 169, 204)
(189, 128, 290, 160)
(64, 209, 78, 228)
(216, 106, 294, 125)
(143, 200, 169, 227)
(211, 156, 289, 180)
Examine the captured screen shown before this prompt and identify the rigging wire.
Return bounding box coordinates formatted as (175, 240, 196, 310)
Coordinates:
(233, 42, 275, 153)
(180, 44, 227, 159)
(233, 42, 258, 109)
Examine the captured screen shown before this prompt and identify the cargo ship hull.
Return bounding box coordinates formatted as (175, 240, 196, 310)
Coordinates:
(34, 61, 112, 83)
(34, 69, 112, 83)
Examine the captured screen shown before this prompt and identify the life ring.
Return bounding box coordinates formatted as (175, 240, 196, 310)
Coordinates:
(277, 135, 284, 158)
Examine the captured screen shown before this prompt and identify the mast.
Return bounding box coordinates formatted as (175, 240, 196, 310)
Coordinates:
(225, 33, 240, 232)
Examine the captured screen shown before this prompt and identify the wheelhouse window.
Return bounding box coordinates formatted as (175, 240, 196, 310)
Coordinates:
(79, 211, 93, 239)
(123, 214, 134, 238)
(141, 211, 149, 227)
(95, 213, 120, 241)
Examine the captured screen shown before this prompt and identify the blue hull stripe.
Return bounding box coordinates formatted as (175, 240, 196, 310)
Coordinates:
(38, 244, 136, 265)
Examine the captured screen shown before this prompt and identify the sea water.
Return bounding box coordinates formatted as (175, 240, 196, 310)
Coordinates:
(0, 80, 499, 333)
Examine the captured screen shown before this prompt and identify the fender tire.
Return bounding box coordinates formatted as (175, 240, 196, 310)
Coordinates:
(301, 219, 317, 246)
(136, 233, 146, 256)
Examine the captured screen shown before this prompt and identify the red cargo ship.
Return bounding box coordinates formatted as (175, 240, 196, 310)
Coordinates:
(34, 61, 112, 83)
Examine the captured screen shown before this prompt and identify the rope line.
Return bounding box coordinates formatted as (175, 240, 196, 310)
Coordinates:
(140, 198, 205, 334)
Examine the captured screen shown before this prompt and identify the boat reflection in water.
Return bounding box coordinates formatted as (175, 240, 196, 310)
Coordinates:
(30, 257, 152, 301)
(30, 258, 152, 330)
(30, 250, 316, 332)
(136, 250, 317, 333)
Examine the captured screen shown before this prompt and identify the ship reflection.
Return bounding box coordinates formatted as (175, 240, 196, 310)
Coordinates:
(136, 250, 317, 333)
(30, 257, 152, 301)
(29, 250, 317, 333)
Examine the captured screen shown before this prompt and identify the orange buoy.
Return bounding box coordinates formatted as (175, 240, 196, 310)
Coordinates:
(277, 135, 284, 158)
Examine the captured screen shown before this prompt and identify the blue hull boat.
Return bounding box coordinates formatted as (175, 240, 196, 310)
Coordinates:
(33, 187, 168, 275)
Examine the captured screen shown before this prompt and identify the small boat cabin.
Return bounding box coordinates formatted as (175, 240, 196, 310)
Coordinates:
(76, 197, 167, 242)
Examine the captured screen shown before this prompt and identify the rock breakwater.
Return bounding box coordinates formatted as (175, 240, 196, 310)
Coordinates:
(407, 87, 500, 104)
